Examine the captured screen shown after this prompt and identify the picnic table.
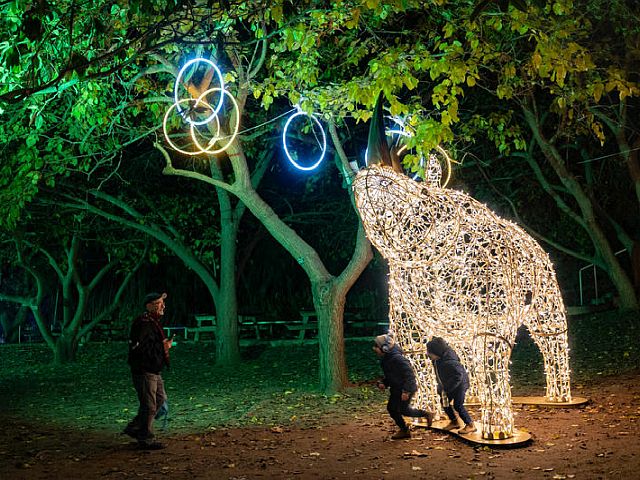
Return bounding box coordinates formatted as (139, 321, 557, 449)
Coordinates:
(163, 325, 188, 339)
(186, 314, 216, 341)
(284, 310, 318, 340)
(239, 315, 289, 340)
(183, 311, 384, 342)
(187, 314, 288, 341)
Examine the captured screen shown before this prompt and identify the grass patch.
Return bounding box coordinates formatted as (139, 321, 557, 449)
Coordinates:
(1, 312, 637, 434)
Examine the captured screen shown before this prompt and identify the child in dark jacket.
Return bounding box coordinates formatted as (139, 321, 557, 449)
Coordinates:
(374, 334, 433, 439)
(426, 336, 476, 434)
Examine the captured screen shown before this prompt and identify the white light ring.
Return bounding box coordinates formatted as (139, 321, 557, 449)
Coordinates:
(174, 58, 225, 126)
(282, 111, 327, 171)
(163, 99, 210, 156)
(434, 145, 453, 188)
(390, 131, 452, 188)
(190, 109, 222, 152)
(189, 88, 240, 155)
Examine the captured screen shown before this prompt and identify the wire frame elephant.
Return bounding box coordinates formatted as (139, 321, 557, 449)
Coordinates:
(352, 94, 572, 440)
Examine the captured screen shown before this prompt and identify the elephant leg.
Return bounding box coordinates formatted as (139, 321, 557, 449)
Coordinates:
(457, 342, 480, 403)
(475, 333, 514, 439)
(407, 351, 439, 415)
(528, 313, 572, 402)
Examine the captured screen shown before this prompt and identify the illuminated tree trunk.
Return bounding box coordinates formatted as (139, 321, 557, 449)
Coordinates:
(237, 183, 372, 393)
(594, 107, 640, 296)
(215, 180, 242, 367)
(312, 281, 348, 393)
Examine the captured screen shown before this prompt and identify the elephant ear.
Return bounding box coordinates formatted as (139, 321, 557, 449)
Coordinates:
(366, 91, 393, 169)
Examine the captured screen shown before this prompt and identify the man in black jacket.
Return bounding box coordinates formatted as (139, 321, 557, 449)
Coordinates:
(123, 292, 173, 449)
(374, 334, 433, 439)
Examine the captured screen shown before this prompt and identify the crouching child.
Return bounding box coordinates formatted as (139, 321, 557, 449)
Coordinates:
(374, 334, 433, 439)
(426, 336, 476, 434)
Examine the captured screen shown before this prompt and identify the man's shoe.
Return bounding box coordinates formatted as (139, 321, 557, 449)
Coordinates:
(459, 423, 477, 434)
(391, 429, 411, 440)
(442, 421, 461, 431)
(122, 425, 139, 439)
(137, 440, 166, 450)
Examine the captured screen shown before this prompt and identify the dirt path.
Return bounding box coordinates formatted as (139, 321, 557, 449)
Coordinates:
(2, 371, 638, 479)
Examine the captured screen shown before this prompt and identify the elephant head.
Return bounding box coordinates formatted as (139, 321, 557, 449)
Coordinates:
(353, 93, 457, 263)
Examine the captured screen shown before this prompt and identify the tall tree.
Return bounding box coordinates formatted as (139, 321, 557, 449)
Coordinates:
(0, 210, 147, 363)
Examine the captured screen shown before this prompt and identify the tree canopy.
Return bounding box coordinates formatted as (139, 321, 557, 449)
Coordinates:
(1, 0, 639, 369)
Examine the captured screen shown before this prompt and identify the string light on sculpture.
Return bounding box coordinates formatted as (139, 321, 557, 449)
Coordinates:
(426, 146, 452, 188)
(364, 115, 453, 188)
(163, 57, 240, 156)
(353, 146, 572, 440)
(282, 107, 327, 171)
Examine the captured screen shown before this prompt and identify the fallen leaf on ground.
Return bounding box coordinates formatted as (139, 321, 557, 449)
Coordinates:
(403, 450, 428, 457)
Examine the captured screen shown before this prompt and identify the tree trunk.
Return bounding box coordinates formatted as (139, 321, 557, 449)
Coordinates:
(313, 280, 348, 393)
(54, 332, 78, 364)
(237, 188, 358, 393)
(215, 194, 241, 366)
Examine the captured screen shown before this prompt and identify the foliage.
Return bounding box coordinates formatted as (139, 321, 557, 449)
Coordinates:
(2, 0, 639, 236)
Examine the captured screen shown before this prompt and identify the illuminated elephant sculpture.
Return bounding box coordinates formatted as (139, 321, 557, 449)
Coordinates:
(352, 94, 572, 439)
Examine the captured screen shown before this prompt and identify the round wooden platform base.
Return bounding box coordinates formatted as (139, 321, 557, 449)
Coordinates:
(511, 396, 589, 406)
(465, 396, 589, 407)
(414, 420, 532, 447)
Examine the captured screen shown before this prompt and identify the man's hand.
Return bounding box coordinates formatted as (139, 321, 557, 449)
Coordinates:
(401, 391, 410, 401)
(163, 337, 174, 351)
(377, 381, 386, 391)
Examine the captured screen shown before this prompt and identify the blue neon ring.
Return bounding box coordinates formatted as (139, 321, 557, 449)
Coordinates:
(282, 112, 327, 171)
(174, 58, 225, 126)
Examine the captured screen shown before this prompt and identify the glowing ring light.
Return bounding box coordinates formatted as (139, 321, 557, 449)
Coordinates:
(163, 98, 211, 156)
(191, 109, 222, 151)
(163, 91, 240, 156)
(163, 98, 223, 156)
(189, 88, 240, 155)
(282, 111, 327, 171)
(174, 58, 225, 126)
(432, 145, 452, 188)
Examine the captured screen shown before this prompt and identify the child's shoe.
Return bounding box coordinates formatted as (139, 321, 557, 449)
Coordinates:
(424, 411, 434, 427)
(459, 423, 477, 434)
(442, 421, 462, 431)
(391, 428, 411, 440)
